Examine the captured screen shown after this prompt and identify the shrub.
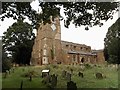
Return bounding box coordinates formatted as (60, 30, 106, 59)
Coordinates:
(2, 60, 12, 72)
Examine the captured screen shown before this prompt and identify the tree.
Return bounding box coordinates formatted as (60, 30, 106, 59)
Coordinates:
(2, 19, 35, 65)
(1, 1, 119, 29)
(2, 48, 12, 72)
(104, 18, 120, 64)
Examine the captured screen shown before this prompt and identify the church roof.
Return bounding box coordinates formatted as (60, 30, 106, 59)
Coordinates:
(67, 51, 96, 56)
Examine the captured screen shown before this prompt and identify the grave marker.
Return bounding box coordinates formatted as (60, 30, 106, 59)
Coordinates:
(62, 70, 67, 78)
(78, 72, 84, 78)
(66, 73, 71, 82)
(51, 74, 57, 88)
(96, 73, 103, 79)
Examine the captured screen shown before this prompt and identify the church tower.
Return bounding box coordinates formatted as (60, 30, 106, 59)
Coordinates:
(31, 16, 62, 65)
(52, 16, 62, 64)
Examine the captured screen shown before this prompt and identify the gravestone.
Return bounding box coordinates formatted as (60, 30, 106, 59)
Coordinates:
(9, 69, 11, 74)
(4, 72, 7, 78)
(51, 74, 57, 88)
(67, 81, 77, 90)
(96, 73, 103, 79)
(42, 75, 51, 84)
(66, 73, 71, 82)
(42, 70, 50, 78)
(78, 72, 84, 78)
(46, 75, 52, 83)
(6, 70, 9, 75)
(12, 68, 15, 73)
(29, 73, 32, 81)
(70, 68, 73, 74)
(80, 63, 85, 70)
(62, 70, 67, 78)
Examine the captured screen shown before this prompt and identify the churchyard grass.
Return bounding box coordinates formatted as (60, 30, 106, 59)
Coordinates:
(1, 64, 118, 88)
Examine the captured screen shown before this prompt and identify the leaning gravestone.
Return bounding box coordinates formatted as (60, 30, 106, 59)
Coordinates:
(67, 81, 77, 90)
(66, 73, 71, 82)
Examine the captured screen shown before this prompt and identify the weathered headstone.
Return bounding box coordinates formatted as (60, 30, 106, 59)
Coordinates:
(62, 70, 67, 78)
(66, 73, 71, 82)
(12, 68, 15, 73)
(6, 70, 9, 75)
(46, 75, 51, 83)
(51, 74, 57, 88)
(9, 69, 11, 74)
(67, 81, 77, 90)
(42, 70, 50, 78)
(70, 68, 73, 74)
(4, 72, 7, 78)
(78, 72, 84, 78)
(96, 73, 103, 79)
(29, 73, 32, 81)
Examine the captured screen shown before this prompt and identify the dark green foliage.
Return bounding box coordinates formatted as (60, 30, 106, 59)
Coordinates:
(1, 2, 119, 29)
(2, 19, 35, 65)
(2, 49, 12, 72)
(104, 18, 120, 64)
(67, 81, 77, 90)
(2, 60, 12, 72)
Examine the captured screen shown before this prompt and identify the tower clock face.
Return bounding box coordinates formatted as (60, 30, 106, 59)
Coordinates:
(51, 24, 56, 31)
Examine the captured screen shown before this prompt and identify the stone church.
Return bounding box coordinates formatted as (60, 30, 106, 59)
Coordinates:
(31, 16, 105, 65)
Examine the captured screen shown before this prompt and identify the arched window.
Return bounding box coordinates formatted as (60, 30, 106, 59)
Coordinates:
(81, 58, 84, 63)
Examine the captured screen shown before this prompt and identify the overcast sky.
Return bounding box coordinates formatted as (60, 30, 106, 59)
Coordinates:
(0, 0, 119, 50)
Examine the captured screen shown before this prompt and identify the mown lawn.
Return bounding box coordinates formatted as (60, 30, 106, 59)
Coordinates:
(1, 64, 119, 89)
